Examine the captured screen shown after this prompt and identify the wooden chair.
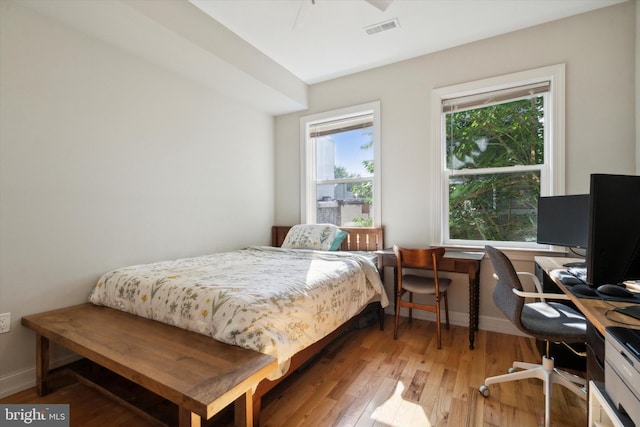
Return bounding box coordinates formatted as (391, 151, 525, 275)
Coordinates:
(393, 245, 452, 348)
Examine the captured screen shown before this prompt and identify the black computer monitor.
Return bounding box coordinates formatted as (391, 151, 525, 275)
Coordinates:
(587, 174, 640, 286)
(537, 194, 589, 249)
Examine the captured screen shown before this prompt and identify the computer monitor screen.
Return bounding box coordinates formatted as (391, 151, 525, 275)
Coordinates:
(537, 194, 589, 249)
(587, 174, 640, 286)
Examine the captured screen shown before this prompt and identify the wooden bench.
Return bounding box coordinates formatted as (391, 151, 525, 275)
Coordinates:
(22, 303, 277, 427)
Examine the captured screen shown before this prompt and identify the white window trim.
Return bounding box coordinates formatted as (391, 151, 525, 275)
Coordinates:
(429, 64, 565, 248)
(300, 101, 381, 226)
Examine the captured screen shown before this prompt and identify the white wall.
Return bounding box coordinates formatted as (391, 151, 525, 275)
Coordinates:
(0, 1, 275, 396)
(275, 2, 636, 331)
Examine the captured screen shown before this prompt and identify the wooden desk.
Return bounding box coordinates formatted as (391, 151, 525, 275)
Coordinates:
(536, 255, 640, 403)
(535, 257, 640, 334)
(376, 248, 484, 349)
(22, 304, 278, 427)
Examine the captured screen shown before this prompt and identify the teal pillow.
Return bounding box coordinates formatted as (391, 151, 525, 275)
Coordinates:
(329, 230, 349, 251)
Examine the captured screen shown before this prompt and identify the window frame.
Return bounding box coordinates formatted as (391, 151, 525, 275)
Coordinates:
(300, 101, 381, 226)
(430, 65, 566, 249)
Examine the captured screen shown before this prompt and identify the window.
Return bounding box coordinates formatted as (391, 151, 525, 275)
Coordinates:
(300, 102, 381, 227)
(431, 65, 565, 248)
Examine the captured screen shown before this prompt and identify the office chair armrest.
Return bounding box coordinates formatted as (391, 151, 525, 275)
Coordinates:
(493, 271, 568, 301)
(516, 271, 544, 294)
(512, 288, 571, 300)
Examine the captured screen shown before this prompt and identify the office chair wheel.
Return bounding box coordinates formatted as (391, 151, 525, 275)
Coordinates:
(478, 385, 490, 397)
(508, 367, 517, 373)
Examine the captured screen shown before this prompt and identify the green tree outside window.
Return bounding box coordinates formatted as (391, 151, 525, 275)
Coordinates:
(446, 97, 544, 242)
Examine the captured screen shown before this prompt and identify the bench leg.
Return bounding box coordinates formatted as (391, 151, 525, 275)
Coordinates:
(35, 334, 50, 396)
(178, 407, 201, 427)
(234, 389, 254, 427)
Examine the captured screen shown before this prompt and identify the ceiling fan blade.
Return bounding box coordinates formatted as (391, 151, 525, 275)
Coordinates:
(293, 0, 315, 30)
(365, 0, 393, 12)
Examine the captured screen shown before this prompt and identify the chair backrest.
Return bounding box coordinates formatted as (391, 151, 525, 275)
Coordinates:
(393, 246, 446, 294)
(485, 245, 526, 334)
(393, 245, 445, 270)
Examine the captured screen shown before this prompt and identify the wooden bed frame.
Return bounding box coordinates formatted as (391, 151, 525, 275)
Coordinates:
(22, 226, 385, 427)
(271, 225, 384, 252)
(256, 226, 386, 418)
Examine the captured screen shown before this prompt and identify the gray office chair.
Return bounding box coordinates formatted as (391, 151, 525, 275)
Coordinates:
(479, 246, 587, 427)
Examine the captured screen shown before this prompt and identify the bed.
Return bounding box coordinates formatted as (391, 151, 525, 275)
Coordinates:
(24, 225, 387, 427)
(89, 225, 388, 379)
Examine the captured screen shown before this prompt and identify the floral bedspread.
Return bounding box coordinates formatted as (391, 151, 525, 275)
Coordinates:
(89, 246, 388, 378)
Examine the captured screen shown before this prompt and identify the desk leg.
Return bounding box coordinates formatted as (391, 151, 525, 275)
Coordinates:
(377, 302, 385, 331)
(467, 266, 481, 350)
(35, 334, 50, 396)
(393, 267, 398, 316)
(375, 257, 389, 330)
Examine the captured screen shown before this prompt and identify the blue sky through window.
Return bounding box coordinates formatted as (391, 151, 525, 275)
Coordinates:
(332, 128, 373, 178)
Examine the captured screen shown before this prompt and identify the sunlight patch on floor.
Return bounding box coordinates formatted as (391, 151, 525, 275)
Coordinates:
(371, 381, 431, 427)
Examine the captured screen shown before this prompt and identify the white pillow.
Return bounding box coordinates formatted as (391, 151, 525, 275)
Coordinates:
(281, 224, 339, 251)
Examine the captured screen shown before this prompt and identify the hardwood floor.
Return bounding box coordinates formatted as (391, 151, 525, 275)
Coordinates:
(2, 315, 588, 427)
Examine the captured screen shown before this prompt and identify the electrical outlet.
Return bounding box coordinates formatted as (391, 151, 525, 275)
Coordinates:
(0, 313, 10, 333)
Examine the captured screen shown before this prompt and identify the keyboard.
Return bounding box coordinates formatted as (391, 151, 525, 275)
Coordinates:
(550, 269, 585, 285)
(567, 266, 587, 282)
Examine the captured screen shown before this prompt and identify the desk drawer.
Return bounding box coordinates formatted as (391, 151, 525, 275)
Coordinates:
(587, 345, 605, 383)
(587, 323, 605, 364)
(587, 322, 605, 383)
(438, 258, 474, 274)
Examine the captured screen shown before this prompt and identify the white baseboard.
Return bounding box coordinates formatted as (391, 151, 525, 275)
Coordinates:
(383, 306, 527, 337)
(0, 353, 80, 399)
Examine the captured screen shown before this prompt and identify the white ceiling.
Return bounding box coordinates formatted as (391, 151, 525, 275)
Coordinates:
(191, 0, 626, 84)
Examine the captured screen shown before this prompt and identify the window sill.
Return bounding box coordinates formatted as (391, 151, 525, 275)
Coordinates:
(439, 244, 579, 262)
